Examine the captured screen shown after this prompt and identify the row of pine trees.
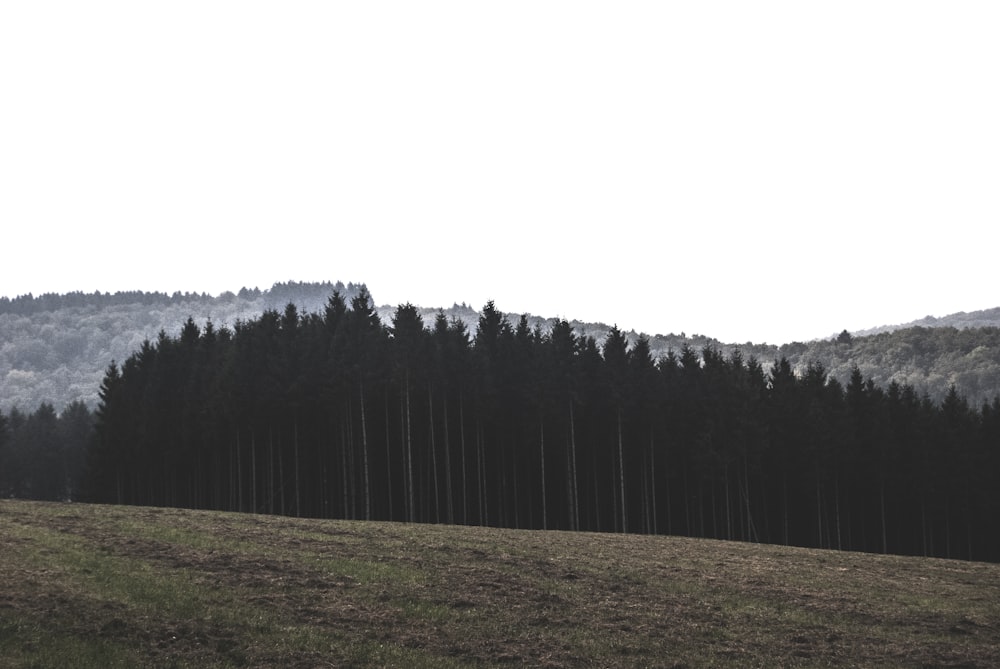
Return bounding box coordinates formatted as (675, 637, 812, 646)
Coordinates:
(86, 290, 1000, 561)
(0, 401, 92, 501)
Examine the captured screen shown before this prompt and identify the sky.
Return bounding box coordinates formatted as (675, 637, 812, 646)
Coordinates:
(2, 2, 998, 345)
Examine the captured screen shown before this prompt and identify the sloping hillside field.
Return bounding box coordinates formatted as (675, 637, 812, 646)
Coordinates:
(1, 500, 997, 667)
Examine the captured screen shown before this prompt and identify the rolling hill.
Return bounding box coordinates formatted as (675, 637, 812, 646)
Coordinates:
(3, 498, 998, 667)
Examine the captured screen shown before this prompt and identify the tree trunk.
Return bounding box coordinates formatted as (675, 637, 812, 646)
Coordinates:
(650, 430, 658, 535)
(782, 471, 789, 546)
(443, 390, 454, 524)
(280, 433, 289, 516)
(405, 370, 414, 523)
(460, 391, 468, 525)
(834, 470, 842, 551)
(592, 449, 601, 532)
(236, 429, 243, 512)
(251, 429, 258, 514)
(641, 449, 650, 534)
(921, 497, 929, 557)
(384, 388, 393, 521)
(568, 400, 579, 531)
(816, 469, 823, 549)
(617, 408, 626, 533)
(725, 466, 733, 541)
(359, 380, 371, 521)
(880, 479, 888, 555)
(276, 426, 285, 516)
(540, 417, 547, 530)
(743, 455, 753, 542)
(294, 414, 301, 517)
(340, 418, 349, 519)
(429, 382, 440, 523)
(268, 426, 275, 515)
(478, 422, 488, 526)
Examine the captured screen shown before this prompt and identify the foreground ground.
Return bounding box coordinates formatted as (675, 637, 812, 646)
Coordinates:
(1, 499, 998, 667)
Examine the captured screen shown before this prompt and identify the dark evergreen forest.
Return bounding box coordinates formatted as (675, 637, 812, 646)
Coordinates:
(74, 289, 1000, 562)
(0, 401, 92, 502)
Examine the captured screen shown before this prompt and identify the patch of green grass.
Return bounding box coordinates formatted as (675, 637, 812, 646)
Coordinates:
(0, 519, 400, 667)
(345, 638, 466, 669)
(118, 521, 226, 552)
(396, 596, 454, 625)
(103, 511, 427, 593)
(308, 554, 425, 588)
(102, 512, 261, 557)
(4, 522, 211, 620)
(0, 615, 145, 669)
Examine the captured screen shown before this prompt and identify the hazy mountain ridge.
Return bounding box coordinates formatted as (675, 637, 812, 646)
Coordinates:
(2, 282, 1000, 412)
(854, 306, 1000, 336)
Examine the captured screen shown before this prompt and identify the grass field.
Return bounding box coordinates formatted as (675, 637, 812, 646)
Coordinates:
(1, 499, 998, 667)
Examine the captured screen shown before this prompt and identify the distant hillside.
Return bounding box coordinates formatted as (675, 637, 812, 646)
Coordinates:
(0, 282, 365, 412)
(2, 283, 999, 412)
(854, 306, 1000, 336)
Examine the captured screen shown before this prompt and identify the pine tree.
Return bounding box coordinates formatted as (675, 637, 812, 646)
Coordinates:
(88, 361, 126, 503)
(602, 326, 630, 533)
(391, 303, 426, 522)
(628, 335, 659, 534)
(58, 401, 94, 502)
(344, 288, 386, 521)
(549, 319, 580, 530)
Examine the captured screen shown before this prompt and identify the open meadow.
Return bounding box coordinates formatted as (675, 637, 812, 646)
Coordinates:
(1, 499, 998, 667)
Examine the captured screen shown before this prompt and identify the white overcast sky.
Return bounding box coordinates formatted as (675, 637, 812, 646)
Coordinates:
(2, 2, 998, 344)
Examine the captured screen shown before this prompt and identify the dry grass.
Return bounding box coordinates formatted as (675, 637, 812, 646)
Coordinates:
(1, 499, 998, 667)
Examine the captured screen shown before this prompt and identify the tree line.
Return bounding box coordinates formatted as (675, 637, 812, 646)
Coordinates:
(6, 282, 1000, 416)
(74, 290, 1000, 561)
(0, 280, 360, 316)
(776, 324, 1000, 407)
(0, 401, 93, 501)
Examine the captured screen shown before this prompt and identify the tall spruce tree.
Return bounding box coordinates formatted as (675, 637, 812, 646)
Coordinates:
(602, 326, 630, 532)
(391, 303, 427, 523)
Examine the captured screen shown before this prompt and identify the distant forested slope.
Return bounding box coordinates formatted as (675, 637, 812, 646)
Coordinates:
(0, 282, 365, 411)
(855, 306, 1000, 335)
(771, 326, 1000, 408)
(2, 283, 1000, 412)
